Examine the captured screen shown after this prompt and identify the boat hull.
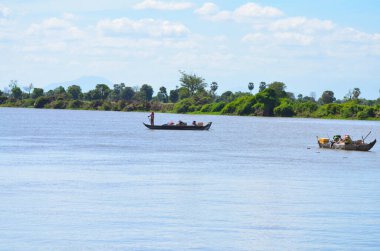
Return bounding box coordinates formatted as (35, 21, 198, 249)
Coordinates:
(318, 139, 376, 151)
(143, 122, 212, 131)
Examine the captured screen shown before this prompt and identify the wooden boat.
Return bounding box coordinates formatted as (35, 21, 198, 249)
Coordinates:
(317, 137, 376, 151)
(143, 122, 212, 130)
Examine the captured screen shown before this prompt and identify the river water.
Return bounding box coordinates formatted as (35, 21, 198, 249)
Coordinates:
(0, 107, 379, 250)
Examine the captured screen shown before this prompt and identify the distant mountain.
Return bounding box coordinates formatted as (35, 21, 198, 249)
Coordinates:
(44, 76, 113, 92)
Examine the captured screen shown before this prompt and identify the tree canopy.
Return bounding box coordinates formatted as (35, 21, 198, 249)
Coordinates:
(179, 71, 207, 96)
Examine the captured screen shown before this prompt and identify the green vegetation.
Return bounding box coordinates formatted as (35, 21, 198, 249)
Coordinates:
(1, 74, 380, 120)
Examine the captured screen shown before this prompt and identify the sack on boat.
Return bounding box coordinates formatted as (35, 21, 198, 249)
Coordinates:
(319, 138, 329, 144)
(197, 122, 203, 126)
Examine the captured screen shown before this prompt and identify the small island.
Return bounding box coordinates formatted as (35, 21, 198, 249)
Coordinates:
(1, 72, 379, 120)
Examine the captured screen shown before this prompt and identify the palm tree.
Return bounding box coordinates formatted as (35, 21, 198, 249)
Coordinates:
(248, 82, 254, 93)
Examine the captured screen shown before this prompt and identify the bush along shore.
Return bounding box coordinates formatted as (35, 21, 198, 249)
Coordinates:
(1, 73, 380, 120)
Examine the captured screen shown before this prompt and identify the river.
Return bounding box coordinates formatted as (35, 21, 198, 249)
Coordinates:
(0, 107, 379, 250)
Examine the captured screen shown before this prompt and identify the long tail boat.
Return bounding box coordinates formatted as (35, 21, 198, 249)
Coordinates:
(317, 136, 376, 151)
(143, 122, 212, 131)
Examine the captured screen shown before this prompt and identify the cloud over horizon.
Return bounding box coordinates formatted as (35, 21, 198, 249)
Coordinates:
(0, 5, 11, 19)
(96, 18, 190, 37)
(134, 0, 193, 11)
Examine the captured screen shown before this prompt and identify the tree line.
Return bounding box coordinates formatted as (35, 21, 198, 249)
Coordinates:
(1, 72, 380, 120)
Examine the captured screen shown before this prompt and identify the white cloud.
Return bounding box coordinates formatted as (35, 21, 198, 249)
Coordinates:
(134, 0, 193, 11)
(195, 3, 218, 15)
(196, 2, 283, 22)
(26, 15, 85, 42)
(27, 17, 70, 34)
(242, 31, 313, 46)
(96, 18, 189, 37)
(0, 5, 11, 18)
(63, 12, 77, 21)
(234, 3, 283, 19)
(333, 27, 380, 43)
(274, 32, 313, 45)
(241, 33, 267, 43)
(269, 17, 334, 33)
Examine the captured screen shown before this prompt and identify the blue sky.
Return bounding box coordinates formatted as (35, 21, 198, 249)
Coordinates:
(1, 0, 380, 99)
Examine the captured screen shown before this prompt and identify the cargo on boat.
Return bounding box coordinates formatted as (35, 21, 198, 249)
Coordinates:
(143, 122, 212, 131)
(317, 135, 376, 151)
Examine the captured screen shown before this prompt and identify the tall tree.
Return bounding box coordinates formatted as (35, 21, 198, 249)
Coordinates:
(121, 87, 135, 101)
(169, 89, 179, 103)
(140, 84, 154, 101)
(54, 86, 66, 95)
(220, 91, 234, 102)
(352, 87, 361, 99)
(259, 82, 267, 92)
(112, 83, 126, 100)
(209, 81, 218, 100)
(95, 84, 111, 100)
(268, 82, 287, 98)
(67, 85, 82, 100)
(11, 86, 22, 100)
(210, 82, 218, 94)
(178, 87, 190, 100)
(158, 86, 168, 102)
(248, 82, 254, 93)
(31, 88, 44, 99)
(179, 71, 207, 96)
(8, 80, 22, 99)
(320, 90, 336, 104)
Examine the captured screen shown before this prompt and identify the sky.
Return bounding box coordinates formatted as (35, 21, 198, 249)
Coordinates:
(1, 0, 380, 99)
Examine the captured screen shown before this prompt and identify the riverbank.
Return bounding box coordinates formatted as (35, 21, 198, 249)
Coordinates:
(1, 99, 380, 121)
(2, 79, 380, 120)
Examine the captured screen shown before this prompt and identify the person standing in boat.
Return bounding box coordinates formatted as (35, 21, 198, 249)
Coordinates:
(148, 112, 154, 126)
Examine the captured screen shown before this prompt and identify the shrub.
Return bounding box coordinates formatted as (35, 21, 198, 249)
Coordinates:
(50, 100, 67, 109)
(88, 100, 103, 110)
(326, 103, 341, 115)
(173, 98, 194, 113)
(99, 101, 112, 111)
(0, 96, 7, 105)
(341, 105, 355, 118)
(149, 101, 162, 111)
(293, 101, 318, 117)
(21, 98, 35, 107)
(200, 104, 212, 112)
(67, 100, 83, 109)
(254, 88, 278, 116)
(34, 97, 51, 108)
(235, 96, 256, 115)
(161, 103, 174, 113)
(357, 107, 375, 120)
(221, 102, 237, 114)
(252, 103, 265, 116)
(189, 104, 201, 112)
(357, 111, 368, 120)
(274, 103, 294, 117)
(124, 103, 136, 111)
(210, 102, 226, 112)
